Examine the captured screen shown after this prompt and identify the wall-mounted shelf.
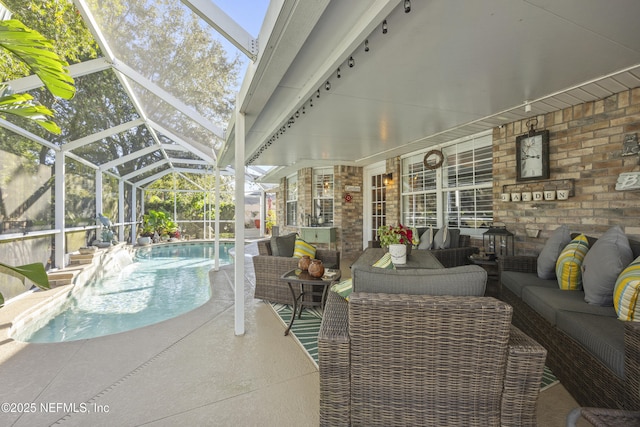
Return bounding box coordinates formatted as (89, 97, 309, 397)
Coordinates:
(502, 179, 575, 197)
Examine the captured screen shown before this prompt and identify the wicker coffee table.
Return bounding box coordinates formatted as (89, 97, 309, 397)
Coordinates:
(280, 268, 341, 336)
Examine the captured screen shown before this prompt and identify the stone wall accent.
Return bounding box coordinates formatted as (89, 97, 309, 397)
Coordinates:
(493, 88, 640, 255)
(334, 165, 364, 257)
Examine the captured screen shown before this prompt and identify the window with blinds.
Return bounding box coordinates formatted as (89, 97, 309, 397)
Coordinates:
(401, 132, 492, 235)
(286, 175, 298, 226)
(313, 168, 334, 225)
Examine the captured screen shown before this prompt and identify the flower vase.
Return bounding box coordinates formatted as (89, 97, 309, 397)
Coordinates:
(308, 259, 325, 278)
(388, 243, 407, 265)
(298, 255, 311, 271)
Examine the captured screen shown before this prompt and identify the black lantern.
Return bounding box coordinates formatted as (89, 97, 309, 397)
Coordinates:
(483, 225, 514, 258)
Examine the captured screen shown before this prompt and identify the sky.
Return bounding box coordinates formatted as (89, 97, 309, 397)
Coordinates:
(208, 0, 271, 88)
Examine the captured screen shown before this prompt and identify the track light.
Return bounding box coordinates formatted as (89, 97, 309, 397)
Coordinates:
(325, 81, 331, 90)
(382, 20, 388, 34)
(337, 68, 341, 78)
(348, 56, 355, 67)
(404, 0, 411, 13)
(295, 110, 300, 118)
(317, 89, 320, 98)
(364, 39, 369, 52)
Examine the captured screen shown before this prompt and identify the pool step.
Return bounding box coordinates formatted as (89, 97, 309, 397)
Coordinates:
(47, 271, 77, 288)
(68, 253, 95, 266)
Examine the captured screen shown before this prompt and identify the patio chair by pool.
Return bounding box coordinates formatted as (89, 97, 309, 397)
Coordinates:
(319, 291, 547, 426)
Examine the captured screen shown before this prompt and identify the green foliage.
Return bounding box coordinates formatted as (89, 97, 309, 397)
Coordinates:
(0, 261, 50, 307)
(0, 19, 74, 99)
(141, 209, 177, 237)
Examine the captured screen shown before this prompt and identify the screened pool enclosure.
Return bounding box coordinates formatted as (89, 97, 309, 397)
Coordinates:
(0, 0, 273, 306)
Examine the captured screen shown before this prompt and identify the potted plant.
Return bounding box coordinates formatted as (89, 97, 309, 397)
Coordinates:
(377, 224, 418, 265)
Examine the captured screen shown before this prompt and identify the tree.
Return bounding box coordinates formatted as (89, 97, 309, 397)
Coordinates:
(0, 0, 81, 133)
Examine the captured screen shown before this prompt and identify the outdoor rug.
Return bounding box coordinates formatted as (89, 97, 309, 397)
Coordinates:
(270, 302, 559, 390)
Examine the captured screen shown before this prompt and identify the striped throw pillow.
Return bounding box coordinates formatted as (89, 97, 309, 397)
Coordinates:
(372, 252, 395, 269)
(614, 256, 640, 321)
(331, 278, 353, 300)
(293, 239, 316, 259)
(555, 234, 589, 290)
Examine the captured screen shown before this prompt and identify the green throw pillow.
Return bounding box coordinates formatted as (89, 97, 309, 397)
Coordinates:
(293, 238, 316, 259)
(614, 256, 640, 321)
(555, 234, 589, 290)
(372, 252, 395, 269)
(331, 278, 353, 300)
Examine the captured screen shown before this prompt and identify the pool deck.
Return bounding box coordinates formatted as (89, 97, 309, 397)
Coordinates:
(0, 242, 584, 426)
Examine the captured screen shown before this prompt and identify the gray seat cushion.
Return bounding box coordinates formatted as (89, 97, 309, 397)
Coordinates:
(556, 310, 625, 377)
(521, 286, 617, 326)
(501, 271, 557, 298)
(352, 264, 487, 296)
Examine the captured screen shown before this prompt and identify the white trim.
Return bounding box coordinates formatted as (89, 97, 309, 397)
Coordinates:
(363, 161, 386, 249)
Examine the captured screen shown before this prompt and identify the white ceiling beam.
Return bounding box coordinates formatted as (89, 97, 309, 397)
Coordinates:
(161, 144, 189, 152)
(180, 0, 258, 61)
(6, 58, 112, 93)
(169, 159, 211, 166)
(111, 59, 225, 139)
(136, 169, 174, 187)
(99, 145, 161, 171)
(148, 120, 215, 164)
(63, 118, 145, 151)
(121, 159, 169, 181)
(0, 118, 59, 151)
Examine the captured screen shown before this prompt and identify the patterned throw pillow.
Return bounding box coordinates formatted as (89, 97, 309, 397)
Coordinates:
(331, 278, 353, 300)
(293, 238, 316, 259)
(555, 234, 589, 290)
(372, 252, 395, 269)
(614, 256, 640, 321)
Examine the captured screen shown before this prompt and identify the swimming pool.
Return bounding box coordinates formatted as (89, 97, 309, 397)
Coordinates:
(12, 242, 233, 343)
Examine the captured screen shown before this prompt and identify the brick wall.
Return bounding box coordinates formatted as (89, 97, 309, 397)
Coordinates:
(274, 165, 364, 258)
(493, 88, 640, 255)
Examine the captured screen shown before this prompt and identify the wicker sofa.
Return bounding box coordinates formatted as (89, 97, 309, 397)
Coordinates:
(369, 227, 478, 268)
(252, 236, 340, 305)
(318, 249, 547, 426)
(499, 233, 640, 410)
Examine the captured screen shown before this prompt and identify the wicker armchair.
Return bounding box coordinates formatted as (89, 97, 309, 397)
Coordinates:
(318, 291, 547, 427)
(252, 238, 340, 305)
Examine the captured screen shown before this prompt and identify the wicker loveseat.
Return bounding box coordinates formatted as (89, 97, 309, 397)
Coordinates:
(499, 233, 640, 410)
(253, 235, 340, 305)
(318, 249, 547, 426)
(369, 227, 478, 268)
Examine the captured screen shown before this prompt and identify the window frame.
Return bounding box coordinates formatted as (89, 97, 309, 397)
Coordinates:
(286, 174, 298, 226)
(401, 131, 493, 237)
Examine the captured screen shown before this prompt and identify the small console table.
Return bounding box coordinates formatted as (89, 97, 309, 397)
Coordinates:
(300, 227, 337, 250)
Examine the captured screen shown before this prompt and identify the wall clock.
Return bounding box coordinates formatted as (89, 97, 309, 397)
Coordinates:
(423, 149, 444, 170)
(516, 129, 550, 181)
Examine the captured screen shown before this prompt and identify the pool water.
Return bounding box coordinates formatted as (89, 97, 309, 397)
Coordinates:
(14, 242, 233, 343)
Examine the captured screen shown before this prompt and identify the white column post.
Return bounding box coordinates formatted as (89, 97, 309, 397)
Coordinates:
(131, 185, 137, 243)
(95, 169, 103, 223)
(118, 179, 125, 242)
(234, 101, 245, 336)
(54, 152, 66, 268)
(214, 167, 221, 271)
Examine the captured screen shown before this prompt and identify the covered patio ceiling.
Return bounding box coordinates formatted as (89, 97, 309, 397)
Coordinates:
(221, 0, 640, 183)
(3, 0, 640, 189)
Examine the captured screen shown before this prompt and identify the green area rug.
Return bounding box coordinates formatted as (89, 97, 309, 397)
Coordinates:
(270, 302, 559, 390)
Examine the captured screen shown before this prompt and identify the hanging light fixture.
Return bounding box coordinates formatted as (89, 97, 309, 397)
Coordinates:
(317, 89, 320, 98)
(404, 0, 411, 13)
(364, 39, 369, 52)
(325, 81, 331, 90)
(382, 20, 388, 34)
(336, 68, 341, 78)
(348, 56, 355, 67)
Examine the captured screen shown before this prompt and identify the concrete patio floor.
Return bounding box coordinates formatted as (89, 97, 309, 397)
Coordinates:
(0, 243, 586, 426)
